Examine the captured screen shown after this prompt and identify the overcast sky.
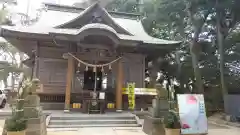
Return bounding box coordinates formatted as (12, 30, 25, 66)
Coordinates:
(15, 0, 80, 16)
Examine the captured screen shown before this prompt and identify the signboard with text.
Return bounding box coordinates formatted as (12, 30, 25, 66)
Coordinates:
(127, 83, 135, 110)
(177, 94, 208, 134)
(122, 88, 156, 95)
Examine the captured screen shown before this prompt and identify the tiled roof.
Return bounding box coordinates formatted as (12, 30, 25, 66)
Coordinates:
(1, 3, 181, 45)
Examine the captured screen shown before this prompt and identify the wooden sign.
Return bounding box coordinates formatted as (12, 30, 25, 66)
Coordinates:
(127, 83, 135, 110)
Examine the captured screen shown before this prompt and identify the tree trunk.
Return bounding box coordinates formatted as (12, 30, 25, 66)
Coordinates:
(216, 0, 227, 112)
(149, 60, 158, 88)
(11, 72, 14, 90)
(190, 37, 204, 94)
(216, 0, 227, 96)
(186, 3, 210, 94)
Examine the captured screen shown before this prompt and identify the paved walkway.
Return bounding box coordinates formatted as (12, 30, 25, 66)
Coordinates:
(46, 122, 239, 135)
(209, 129, 240, 135)
(48, 127, 146, 135)
(208, 122, 240, 135)
(46, 123, 239, 135)
(47, 127, 240, 135)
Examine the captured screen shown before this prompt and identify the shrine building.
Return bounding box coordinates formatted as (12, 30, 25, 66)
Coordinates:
(0, 2, 180, 113)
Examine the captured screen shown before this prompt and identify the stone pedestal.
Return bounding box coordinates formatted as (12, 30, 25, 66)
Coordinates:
(24, 94, 47, 135)
(143, 84, 169, 135)
(143, 115, 165, 135)
(152, 99, 169, 118)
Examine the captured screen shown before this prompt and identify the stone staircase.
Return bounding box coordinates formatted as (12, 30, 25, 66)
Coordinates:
(47, 113, 141, 128)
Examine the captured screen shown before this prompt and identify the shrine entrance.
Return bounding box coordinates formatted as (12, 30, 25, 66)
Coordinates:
(67, 53, 122, 114)
(83, 68, 102, 91)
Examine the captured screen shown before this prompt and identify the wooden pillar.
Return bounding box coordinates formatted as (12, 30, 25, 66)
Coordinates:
(64, 55, 74, 111)
(116, 59, 123, 111)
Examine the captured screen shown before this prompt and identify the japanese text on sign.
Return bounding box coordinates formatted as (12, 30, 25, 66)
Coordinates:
(127, 83, 135, 110)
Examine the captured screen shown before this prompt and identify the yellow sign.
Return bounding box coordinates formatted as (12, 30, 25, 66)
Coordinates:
(127, 83, 135, 110)
(122, 88, 157, 95)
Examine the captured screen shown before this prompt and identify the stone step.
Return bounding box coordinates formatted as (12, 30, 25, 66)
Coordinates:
(48, 113, 140, 128)
(49, 119, 137, 125)
(50, 116, 135, 120)
(48, 124, 141, 128)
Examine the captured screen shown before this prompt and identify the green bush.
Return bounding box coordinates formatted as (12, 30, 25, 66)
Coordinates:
(6, 101, 27, 132)
(164, 110, 181, 129)
(6, 116, 26, 131)
(5, 78, 29, 132)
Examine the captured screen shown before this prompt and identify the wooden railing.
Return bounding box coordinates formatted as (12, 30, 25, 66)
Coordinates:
(39, 93, 65, 102)
(38, 92, 92, 103)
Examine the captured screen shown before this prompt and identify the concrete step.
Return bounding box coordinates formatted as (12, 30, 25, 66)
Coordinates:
(50, 116, 135, 120)
(49, 119, 137, 125)
(48, 113, 140, 128)
(48, 124, 141, 128)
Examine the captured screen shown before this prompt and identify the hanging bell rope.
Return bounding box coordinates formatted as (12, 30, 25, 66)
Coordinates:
(68, 53, 122, 68)
(101, 66, 104, 72)
(109, 64, 112, 70)
(93, 66, 97, 72)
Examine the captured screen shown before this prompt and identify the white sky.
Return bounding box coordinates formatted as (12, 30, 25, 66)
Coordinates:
(14, 0, 80, 17)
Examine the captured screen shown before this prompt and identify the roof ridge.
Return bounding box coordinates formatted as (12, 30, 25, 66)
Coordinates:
(43, 2, 141, 19)
(53, 2, 133, 36)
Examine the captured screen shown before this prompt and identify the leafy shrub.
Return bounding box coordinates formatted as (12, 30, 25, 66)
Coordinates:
(164, 110, 181, 129)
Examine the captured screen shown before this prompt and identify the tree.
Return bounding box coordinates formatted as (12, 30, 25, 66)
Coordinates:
(106, 0, 139, 13)
(0, 61, 22, 88)
(74, 0, 113, 8)
(215, 0, 240, 95)
(106, 0, 240, 112)
(0, 41, 25, 89)
(0, 3, 26, 89)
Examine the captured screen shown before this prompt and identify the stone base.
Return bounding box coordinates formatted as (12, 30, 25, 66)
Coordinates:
(26, 115, 47, 135)
(2, 120, 7, 135)
(142, 115, 165, 135)
(165, 128, 180, 135)
(6, 130, 25, 135)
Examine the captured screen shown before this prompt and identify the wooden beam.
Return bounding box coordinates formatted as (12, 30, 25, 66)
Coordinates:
(116, 59, 123, 111)
(64, 55, 74, 111)
(77, 43, 112, 50)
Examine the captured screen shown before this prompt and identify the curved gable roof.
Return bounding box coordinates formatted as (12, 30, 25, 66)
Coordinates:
(1, 2, 181, 46)
(55, 3, 132, 35)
